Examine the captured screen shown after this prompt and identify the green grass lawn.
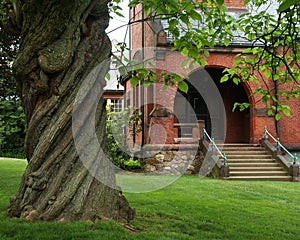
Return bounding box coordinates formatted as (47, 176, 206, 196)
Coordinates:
(0, 158, 299, 240)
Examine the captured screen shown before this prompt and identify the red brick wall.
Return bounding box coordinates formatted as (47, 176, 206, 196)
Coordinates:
(125, 48, 300, 146)
(224, 0, 246, 8)
(103, 93, 123, 99)
(131, 5, 156, 51)
(127, 4, 300, 148)
(276, 86, 300, 148)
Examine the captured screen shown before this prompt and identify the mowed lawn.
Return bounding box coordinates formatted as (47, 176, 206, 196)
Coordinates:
(0, 158, 299, 240)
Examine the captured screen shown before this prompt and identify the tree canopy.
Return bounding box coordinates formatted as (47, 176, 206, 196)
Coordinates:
(0, 1, 25, 157)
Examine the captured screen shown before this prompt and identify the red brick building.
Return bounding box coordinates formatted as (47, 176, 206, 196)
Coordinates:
(122, 1, 300, 149)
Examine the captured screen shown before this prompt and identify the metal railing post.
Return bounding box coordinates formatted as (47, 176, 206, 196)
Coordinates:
(203, 128, 226, 161)
(223, 153, 227, 166)
(264, 126, 298, 166)
(293, 153, 298, 165)
(276, 138, 281, 151)
(263, 126, 267, 139)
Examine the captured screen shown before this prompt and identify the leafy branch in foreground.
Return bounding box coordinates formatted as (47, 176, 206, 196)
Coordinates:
(123, 0, 299, 118)
(221, 0, 300, 119)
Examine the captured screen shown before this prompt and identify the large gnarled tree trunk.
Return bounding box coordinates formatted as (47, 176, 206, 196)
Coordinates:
(6, 0, 134, 222)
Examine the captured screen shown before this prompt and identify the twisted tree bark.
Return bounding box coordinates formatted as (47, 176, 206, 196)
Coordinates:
(6, 0, 134, 222)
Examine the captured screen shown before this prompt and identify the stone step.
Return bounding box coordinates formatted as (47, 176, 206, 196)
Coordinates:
(224, 151, 269, 155)
(215, 143, 291, 181)
(217, 143, 258, 147)
(228, 162, 280, 167)
(221, 147, 264, 152)
(230, 166, 284, 171)
(225, 155, 273, 159)
(228, 176, 292, 181)
(222, 159, 276, 163)
(174, 138, 198, 143)
(230, 171, 289, 176)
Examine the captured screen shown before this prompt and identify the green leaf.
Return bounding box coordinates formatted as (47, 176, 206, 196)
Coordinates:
(262, 95, 270, 105)
(150, 75, 157, 82)
(220, 75, 229, 83)
(128, 0, 139, 7)
(181, 15, 192, 28)
(144, 81, 152, 87)
(181, 59, 189, 68)
(115, 11, 125, 18)
(199, 58, 207, 67)
(203, 50, 210, 57)
(105, 73, 111, 80)
(232, 102, 239, 112)
(268, 109, 273, 116)
(130, 76, 139, 87)
(189, 61, 195, 71)
(189, 48, 200, 59)
(169, 19, 178, 29)
(243, 48, 253, 54)
(248, 33, 255, 41)
(139, 68, 149, 75)
(189, 10, 202, 21)
(233, 102, 250, 111)
(178, 81, 189, 93)
(181, 47, 189, 56)
(172, 73, 182, 83)
(233, 77, 239, 85)
(224, 38, 230, 47)
(282, 107, 291, 116)
(184, 1, 194, 12)
(264, 70, 271, 79)
(278, 0, 297, 12)
(275, 113, 281, 121)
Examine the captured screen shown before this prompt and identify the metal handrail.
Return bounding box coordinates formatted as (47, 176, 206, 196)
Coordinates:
(263, 126, 298, 165)
(203, 128, 227, 166)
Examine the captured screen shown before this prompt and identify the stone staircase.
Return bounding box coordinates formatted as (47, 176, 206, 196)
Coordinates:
(219, 144, 291, 181)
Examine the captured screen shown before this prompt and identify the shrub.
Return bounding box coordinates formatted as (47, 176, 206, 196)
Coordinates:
(106, 105, 142, 170)
(0, 99, 25, 158)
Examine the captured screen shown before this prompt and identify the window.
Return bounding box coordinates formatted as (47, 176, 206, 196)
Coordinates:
(111, 99, 123, 112)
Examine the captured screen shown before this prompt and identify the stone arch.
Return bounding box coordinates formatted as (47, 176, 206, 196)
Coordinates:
(174, 64, 252, 143)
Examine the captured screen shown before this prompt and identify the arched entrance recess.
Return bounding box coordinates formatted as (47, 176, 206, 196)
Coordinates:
(174, 67, 250, 143)
(206, 67, 250, 143)
(174, 81, 211, 138)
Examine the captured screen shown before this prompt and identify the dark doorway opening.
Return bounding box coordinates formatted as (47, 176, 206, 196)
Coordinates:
(206, 67, 250, 143)
(174, 67, 250, 143)
(174, 81, 211, 138)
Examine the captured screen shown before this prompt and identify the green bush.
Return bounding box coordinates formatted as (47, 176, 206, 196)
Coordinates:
(123, 158, 141, 170)
(0, 99, 25, 158)
(106, 105, 142, 170)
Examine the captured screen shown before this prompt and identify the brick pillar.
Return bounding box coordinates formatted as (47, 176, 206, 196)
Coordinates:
(290, 165, 299, 182)
(221, 165, 230, 179)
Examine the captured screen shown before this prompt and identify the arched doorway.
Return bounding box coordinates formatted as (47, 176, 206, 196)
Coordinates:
(205, 67, 250, 143)
(174, 67, 250, 143)
(174, 81, 211, 138)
